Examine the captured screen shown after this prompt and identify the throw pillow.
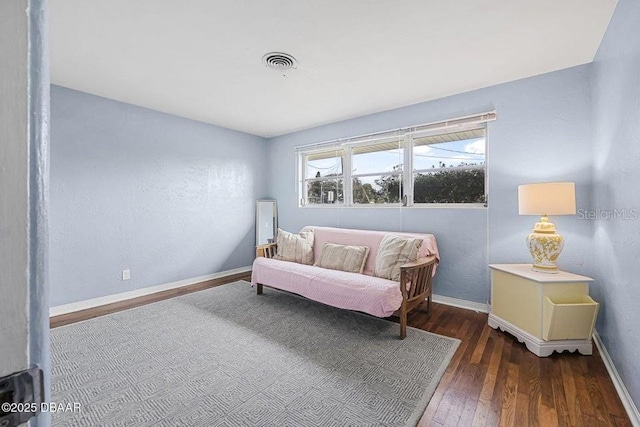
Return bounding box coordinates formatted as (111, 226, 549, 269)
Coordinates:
(374, 235, 423, 281)
(274, 228, 314, 265)
(314, 243, 370, 274)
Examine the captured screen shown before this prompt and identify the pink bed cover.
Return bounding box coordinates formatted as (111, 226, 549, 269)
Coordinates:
(251, 226, 439, 318)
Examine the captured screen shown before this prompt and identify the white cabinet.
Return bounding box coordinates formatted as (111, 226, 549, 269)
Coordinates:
(488, 264, 599, 357)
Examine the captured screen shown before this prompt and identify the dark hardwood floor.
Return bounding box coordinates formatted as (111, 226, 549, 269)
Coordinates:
(406, 301, 631, 426)
(50, 272, 252, 328)
(51, 279, 631, 426)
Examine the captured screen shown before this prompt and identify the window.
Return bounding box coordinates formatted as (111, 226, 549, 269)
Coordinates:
(412, 128, 486, 204)
(302, 148, 345, 205)
(297, 113, 492, 207)
(352, 137, 404, 204)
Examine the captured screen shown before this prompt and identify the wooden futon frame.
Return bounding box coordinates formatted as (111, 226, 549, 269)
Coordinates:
(255, 243, 436, 339)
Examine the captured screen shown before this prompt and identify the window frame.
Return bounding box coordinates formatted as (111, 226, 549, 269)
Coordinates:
(409, 124, 487, 207)
(300, 147, 346, 207)
(297, 123, 488, 208)
(349, 135, 405, 206)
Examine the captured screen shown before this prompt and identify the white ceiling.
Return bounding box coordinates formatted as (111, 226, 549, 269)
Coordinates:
(50, 0, 617, 138)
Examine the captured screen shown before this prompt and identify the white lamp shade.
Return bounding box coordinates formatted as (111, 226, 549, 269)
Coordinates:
(518, 182, 576, 215)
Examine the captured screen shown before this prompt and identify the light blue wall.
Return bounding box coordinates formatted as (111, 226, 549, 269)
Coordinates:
(591, 0, 640, 410)
(268, 65, 594, 304)
(50, 86, 268, 306)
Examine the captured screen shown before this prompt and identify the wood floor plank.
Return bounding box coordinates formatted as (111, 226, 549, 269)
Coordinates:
(611, 414, 635, 426)
(596, 353, 630, 420)
(572, 354, 598, 421)
(471, 335, 503, 427)
(514, 353, 531, 427)
(585, 357, 615, 425)
(559, 357, 579, 425)
(550, 356, 571, 426)
(539, 354, 556, 410)
(455, 362, 486, 426)
(525, 355, 542, 427)
(538, 403, 559, 427)
(498, 362, 519, 427)
(485, 338, 514, 427)
(470, 324, 492, 365)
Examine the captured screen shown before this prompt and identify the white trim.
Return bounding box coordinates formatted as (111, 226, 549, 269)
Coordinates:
(343, 146, 353, 205)
(49, 266, 252, 317)
(488, 313, 593, 357)
(351, 171, 402, 179)
(299, 203, 487, 210)
(411, 203, 487, 209)
(593, 330, 640, 427)
(403, 133, 413, 206)
(344, 134, 404, 148)
(432, 294, 489, 313)
(304, 176, 346, 183)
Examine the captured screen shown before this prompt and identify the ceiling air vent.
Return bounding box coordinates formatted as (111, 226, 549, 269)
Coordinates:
(262, 52, 297, 72)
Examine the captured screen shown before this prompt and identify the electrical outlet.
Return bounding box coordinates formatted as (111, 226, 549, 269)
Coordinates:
(122, 269, 130, 281)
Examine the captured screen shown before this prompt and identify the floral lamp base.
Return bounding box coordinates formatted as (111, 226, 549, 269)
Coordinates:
(526, 216, 565, 274)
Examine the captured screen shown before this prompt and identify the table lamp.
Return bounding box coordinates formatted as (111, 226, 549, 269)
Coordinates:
(518, 182, 576, 273)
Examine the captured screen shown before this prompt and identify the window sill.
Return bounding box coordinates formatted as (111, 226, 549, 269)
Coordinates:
(411, 203, 487, 209)
(299, 203, 487, 209)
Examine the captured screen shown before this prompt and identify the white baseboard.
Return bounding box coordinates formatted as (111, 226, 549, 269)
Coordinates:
(49, 266, 252, 317)
(432, 294, 489, 313)
(593, 330, 640, 427)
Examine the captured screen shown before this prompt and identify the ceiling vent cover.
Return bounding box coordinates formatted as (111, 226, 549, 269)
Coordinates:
(262, 52, 297, 71)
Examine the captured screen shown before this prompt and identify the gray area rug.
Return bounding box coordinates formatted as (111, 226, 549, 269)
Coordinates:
(51, 281, 460, 426)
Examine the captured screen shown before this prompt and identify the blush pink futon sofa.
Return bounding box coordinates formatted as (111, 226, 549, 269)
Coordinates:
(251, 226, 440, 339)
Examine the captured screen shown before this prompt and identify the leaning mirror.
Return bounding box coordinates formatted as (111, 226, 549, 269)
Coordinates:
(256, 200, 278, 246)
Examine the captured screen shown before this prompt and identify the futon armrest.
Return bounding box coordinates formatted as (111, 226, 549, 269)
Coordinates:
(398, 255, 436, 304)
(400, 255, 436, 271)
(256, 243, 277, 258)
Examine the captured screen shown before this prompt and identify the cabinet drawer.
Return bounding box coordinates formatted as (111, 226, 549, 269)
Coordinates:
(542, 295, 599, 341)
